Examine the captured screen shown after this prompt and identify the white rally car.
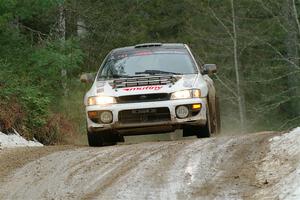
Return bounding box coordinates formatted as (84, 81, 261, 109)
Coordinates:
(83, 43, 220, 146)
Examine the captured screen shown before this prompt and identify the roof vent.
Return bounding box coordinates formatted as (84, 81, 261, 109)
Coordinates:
(134, 43, 162, 48)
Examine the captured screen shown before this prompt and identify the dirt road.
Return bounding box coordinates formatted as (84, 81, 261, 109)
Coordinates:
(0, 129, 300, 200)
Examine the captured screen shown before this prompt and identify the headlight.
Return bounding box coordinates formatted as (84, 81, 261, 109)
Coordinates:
(87, 96, 116, 106)
(170, 89, 201, 100)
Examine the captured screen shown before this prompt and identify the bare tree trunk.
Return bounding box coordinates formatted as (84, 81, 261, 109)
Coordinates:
(66, 0, 78, 39)
(283, 0, 300, 116)
(292, 0, 300, 34)
(58, 4, 68, 96)
(58, 5, 66, 40)
(231, 0, 246, 132)
(209, 0, 247, 132)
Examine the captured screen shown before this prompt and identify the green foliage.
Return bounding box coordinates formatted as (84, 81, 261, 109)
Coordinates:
(0, 0, 299, 144)
(76, 0, 300, 132)
(0, 0, 84, 143)
(29, 38, 84, 95)
(21, 87, 50, 128)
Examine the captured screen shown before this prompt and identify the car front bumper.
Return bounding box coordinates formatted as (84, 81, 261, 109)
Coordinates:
(86, 98, 208, 134)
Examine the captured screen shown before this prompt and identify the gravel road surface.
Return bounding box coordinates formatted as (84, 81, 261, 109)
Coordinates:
(0, 129, 299, 200)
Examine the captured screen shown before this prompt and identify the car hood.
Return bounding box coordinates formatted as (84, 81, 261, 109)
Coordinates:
(85, 74, 208, 104)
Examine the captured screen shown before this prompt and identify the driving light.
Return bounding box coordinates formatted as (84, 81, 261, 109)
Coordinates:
(171, 89, 201, 100)
(176, 105, 189, 119)
(100, 111, 113, 123)
(88, 96, 116, 106)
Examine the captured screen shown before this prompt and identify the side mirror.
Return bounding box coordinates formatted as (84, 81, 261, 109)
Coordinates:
(80, 73, 96, 83)
(203, 64, 217, 75)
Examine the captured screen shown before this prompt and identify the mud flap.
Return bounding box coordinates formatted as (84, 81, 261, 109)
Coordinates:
(87, 130, 120, 147)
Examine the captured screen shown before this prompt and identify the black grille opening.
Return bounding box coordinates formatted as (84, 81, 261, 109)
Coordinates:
(118, 107, 170, 124)
(117, 93, 170, 103)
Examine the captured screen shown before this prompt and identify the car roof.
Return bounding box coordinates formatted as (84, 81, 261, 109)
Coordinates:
(111, 43, 187, 54)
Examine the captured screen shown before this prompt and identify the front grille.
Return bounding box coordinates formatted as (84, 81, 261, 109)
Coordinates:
(112, 75, 176, 88)
(117, 93, 170, 103)
(118, 107, 170, 124)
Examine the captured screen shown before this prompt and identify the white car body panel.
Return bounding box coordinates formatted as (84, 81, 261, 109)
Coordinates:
(84, 44, 213, 135)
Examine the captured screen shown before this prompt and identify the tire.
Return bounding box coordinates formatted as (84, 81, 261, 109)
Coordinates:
(215, 96, 221, 134)
(183, 99, 212, 138)
(87, 130, 119, 147)
(206, 95, 221, 136)
(196, 114, 211, 138)
(87, 131, 103, 147)
(208, 96, 221, 135)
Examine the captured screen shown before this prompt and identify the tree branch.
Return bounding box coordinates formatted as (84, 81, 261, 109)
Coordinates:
(20, 24, 48, 36)
(215, 74, 238, 98)
(208, 6, 234, 42)
(292, 0, 300, 34)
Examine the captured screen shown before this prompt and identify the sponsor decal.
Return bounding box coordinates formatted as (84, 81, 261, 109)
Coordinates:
(123, 85, 163, 91)
(134, 51, 152, 56)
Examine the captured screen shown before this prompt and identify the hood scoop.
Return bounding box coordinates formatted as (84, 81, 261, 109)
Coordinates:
(111, 75, 179, 89)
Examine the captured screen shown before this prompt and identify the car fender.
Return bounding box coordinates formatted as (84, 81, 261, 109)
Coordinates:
(203, 74, 218, 132)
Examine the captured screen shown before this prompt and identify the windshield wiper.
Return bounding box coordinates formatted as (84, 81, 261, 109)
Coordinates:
(135, 70, 182, 75)
(111, 74, 133, 78)
(97, 74, 135, 80)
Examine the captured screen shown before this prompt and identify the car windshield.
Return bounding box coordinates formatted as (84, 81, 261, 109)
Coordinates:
(97, 49, 197, 80)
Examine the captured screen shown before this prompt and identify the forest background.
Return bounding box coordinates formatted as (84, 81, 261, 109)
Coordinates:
(0, 0, 299, 144)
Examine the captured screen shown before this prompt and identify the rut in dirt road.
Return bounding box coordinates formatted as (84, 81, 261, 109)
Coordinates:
(0, 129, 300, 200)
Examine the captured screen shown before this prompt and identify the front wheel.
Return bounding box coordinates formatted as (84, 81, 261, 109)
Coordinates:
(87, 130, 120, 147)
(183, 103, 212, 138)
(215, 96, 221, 134)
(207, 95, 221, 136)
